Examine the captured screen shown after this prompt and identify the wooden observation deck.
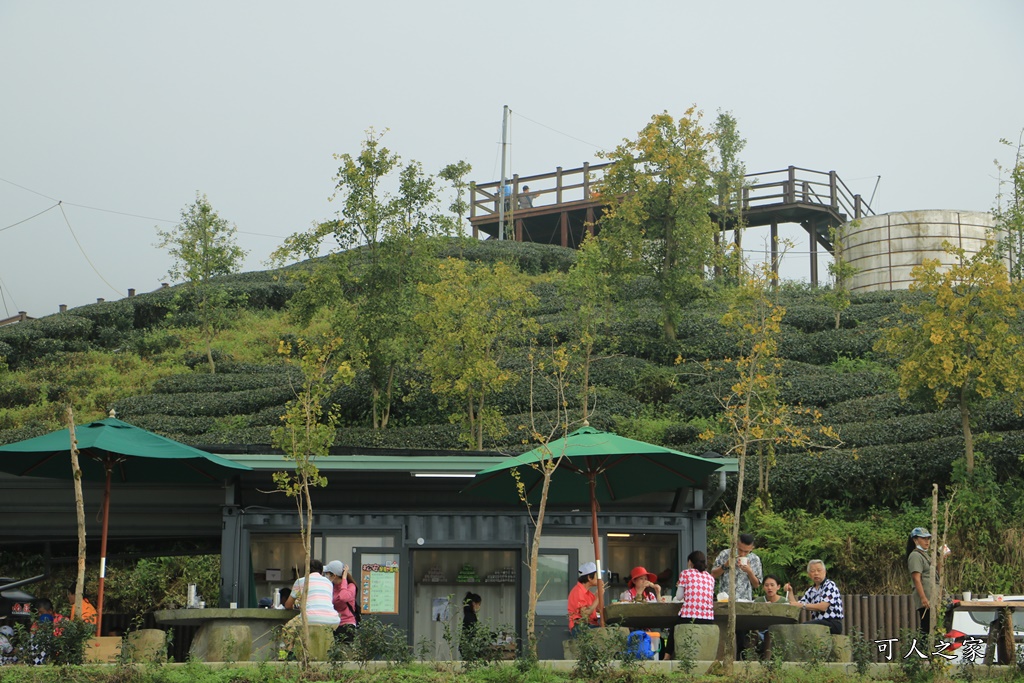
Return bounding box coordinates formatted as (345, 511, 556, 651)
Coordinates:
(469, 163, 874, 285)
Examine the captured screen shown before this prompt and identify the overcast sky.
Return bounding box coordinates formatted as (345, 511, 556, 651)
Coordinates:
(1, 1, 1021, 319)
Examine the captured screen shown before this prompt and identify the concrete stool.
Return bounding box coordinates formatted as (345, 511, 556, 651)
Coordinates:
(294, 625, 334, 661)
(766, 624, 832, 661)
(673, 623, 720, 661)
(125, 629, 167, 662)
(190, 623, 253, 662)
(830, 634, 852, 663)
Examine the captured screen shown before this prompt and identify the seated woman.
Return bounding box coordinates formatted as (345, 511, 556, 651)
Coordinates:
(675, 551, 715, 624)
(568, 562, 601, 633)
(66, 584, 97, 635)
(784, 560, 844, 634)
(619, 566, 662, 603)
(757, 575, 784, 603)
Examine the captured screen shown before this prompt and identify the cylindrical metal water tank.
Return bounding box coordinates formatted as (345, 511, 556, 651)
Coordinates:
(840, 210, 996, 293)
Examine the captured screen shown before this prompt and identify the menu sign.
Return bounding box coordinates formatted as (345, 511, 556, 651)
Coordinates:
(360, 557, 399, 614)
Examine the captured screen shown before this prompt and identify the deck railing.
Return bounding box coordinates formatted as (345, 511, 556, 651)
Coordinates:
(470, 163, 873, 223)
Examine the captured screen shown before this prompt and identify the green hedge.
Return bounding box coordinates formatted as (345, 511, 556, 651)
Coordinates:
(152, 366, 299, 395)
(114, 386, 296, 418)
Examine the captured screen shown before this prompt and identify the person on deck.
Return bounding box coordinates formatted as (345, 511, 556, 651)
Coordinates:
(784, 559, 844, 635)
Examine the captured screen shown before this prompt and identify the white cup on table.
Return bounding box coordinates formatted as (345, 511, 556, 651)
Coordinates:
(962, 591, 972, 601)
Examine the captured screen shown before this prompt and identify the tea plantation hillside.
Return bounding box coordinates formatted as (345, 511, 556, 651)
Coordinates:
(2, 239, 1024, 520)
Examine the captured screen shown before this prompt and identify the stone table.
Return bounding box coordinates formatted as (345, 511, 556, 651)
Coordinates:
(605, 600, 803, 660)
(154, 608, 297, 662)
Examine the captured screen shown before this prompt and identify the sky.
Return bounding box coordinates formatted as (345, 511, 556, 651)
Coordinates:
(1, 1, 1022, 319)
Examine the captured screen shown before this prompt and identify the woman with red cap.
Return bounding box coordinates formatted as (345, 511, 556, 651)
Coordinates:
(619, 566, 663, 603)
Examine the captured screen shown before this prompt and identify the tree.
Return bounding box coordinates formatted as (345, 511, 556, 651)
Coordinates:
(559, 234, 616, 423)
(822, 222, 858, 329)
(597, 108, 717, 341)
(271, 336, 352, 666)
(875, 241, 1024, 474)
(711, 110, 748, 284)
(157, 193, 247, 374)
(703, 263, 840, 669)
(993, 131, 1024, 281)
(415, 259, 538, 449)
(274, 129, 464, 429)
(438, 160, 473, 237)
(516, 344, 575, 662)
(66, 406, 86, 628)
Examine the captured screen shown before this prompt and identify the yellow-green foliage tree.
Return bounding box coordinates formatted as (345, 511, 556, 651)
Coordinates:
(415, 259, 538, 450)
(705, 264, 840, 668)
(597, 107, 717, 341)
(875, 242, 1024, 474)
(271, 336, 352, 665)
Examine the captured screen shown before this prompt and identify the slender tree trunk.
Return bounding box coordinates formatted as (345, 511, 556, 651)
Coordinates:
(381, 366, 395, 429)
(960, 384, 974, 473)
(476, 394, 486, 450)
(67, 407, 86, 624)
(526, 473, 553, 661)
(372, 387, 381, 430)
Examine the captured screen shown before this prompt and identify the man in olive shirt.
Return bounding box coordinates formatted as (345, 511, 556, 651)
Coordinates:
(907, 526, 934, 635)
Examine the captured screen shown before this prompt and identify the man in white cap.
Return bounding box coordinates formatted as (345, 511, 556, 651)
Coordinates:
(907, 526, 934, 635)
(567, 561, 601, 632)
(323, 560, 357, 642)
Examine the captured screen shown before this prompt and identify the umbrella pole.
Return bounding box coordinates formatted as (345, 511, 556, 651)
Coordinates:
(95, 464, 111, 636)
(590, 476, 606, 627)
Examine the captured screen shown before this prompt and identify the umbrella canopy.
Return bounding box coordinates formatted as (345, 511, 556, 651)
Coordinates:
(467, 426, 724, 504)
(0, 417, 251, 634)
(0, 417, 248, 483)
(465, 426, 725, 626)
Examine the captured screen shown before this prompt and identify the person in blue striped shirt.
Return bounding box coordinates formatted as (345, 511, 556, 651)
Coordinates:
(784, 559, 844, 634)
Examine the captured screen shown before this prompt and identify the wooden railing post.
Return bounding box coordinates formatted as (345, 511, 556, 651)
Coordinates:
(582, 161, 590, 200)
(512, 173, 520, 209)
(556, 166, 563, 204)
(829, 171, 838, 209)
(469, 181, 477, 220)
(786, 166, 796, 204)
(854, 194, 863, 219)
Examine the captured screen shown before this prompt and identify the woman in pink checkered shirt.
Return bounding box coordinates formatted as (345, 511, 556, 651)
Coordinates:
(675, 550, 716, 624)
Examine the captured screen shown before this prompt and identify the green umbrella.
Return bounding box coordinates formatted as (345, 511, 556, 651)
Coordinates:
(0, 416, 250, 634)
(465, 426, 724, 625)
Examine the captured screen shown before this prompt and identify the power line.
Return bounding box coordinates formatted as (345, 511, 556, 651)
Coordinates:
(58, 203, 125, 299)
(0, 277, 15, 317)
(61, 201, 175, 224)
(510, 110, 608, 152)
(0, 203, 60, 232)
(0, 176, 58, 202)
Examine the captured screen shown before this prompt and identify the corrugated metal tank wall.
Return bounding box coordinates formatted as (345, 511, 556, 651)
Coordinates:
(841, 210, 996, 293)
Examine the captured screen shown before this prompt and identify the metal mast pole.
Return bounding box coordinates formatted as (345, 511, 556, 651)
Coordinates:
(499, 105, 508, 240)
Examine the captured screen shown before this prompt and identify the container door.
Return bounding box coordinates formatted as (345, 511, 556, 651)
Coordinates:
(533, 548, 578, 659)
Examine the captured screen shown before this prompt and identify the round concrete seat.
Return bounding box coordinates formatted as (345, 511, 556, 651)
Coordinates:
(125, 628, 167, 662)
(766, 623, 831, 661)
(190, 623, 253, 662)
(830, 634, 852, 663)
(673, 623, 719, 661)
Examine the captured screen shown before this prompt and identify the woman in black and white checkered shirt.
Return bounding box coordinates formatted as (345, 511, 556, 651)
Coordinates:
(783, 559, 845, 634)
